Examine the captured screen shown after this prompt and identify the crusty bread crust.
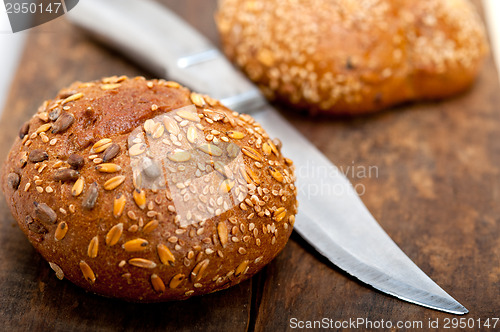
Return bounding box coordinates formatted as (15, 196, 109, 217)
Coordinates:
(1, 76, 297, 302)
(216, 0, 489, 115)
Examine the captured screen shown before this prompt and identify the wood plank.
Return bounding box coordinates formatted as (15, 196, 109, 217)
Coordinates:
(0, 1, 251, 331)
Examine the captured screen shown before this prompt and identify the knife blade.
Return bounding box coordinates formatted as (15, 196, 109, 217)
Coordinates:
(66, 0, 467, 314)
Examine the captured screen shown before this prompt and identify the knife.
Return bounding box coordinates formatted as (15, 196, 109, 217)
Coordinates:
(66, 0, 467, 314)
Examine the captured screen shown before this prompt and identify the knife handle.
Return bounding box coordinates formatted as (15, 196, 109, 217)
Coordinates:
(66, 0, 266, 112)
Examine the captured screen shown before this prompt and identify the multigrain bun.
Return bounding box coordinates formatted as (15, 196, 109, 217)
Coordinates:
(1, 76, 297, 302)
(216, 0, 489, 115)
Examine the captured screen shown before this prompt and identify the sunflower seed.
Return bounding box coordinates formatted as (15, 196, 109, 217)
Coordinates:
(51, 112, 74, 134)
(19, 122, 30, 139)
(71, 177, 84, 197)
(79, 260, 96, 284)
(122, 238, 148, 252)
(27, 215, 48, 234)
(53, 168, 79, 182)
(113, 193, 126, 218)
(169, 273, 185, 289)
(54, 221, 68, 241)
(88, 236, 99, 258)
(7, 173, 20, 190)
(48, 108, 61, 121)
(68, 154, 84, 169)
(103, 176, 125, 190)
(49, 262, 64, 280)
(29, 150, 48, 163)
(157, 244, 175, 265)
(34, 202, 57, 224)
(128, 258, 157, 269)
(198, 144, 222, 156)
(106, 223, 123, 246)
(82, 182, 99, 210)
(102, 143, 120, 162)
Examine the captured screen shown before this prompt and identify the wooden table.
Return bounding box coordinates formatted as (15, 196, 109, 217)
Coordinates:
(0, 1, 498, 331)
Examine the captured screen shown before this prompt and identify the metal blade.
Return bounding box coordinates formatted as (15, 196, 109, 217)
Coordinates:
(66, 0, 468, 314)
(253, 106, 468, 314)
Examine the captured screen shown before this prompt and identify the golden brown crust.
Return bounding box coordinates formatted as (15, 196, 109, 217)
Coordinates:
(1, 76, 297, 302)
(216, 0, 489, 115)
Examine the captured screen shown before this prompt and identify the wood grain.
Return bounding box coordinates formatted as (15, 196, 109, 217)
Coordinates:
(0, 0, 498, 331)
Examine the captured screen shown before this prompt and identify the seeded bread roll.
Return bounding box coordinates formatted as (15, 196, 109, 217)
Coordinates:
(1, 76, 297, 302)
(216, 0, 489, 115)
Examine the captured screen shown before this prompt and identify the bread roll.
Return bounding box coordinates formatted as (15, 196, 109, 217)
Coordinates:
(216, 0, 489, 115)
(1, 76, 297, 301)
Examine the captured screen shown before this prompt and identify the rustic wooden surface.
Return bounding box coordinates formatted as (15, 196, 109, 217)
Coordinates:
(0, 0, 499, 331)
